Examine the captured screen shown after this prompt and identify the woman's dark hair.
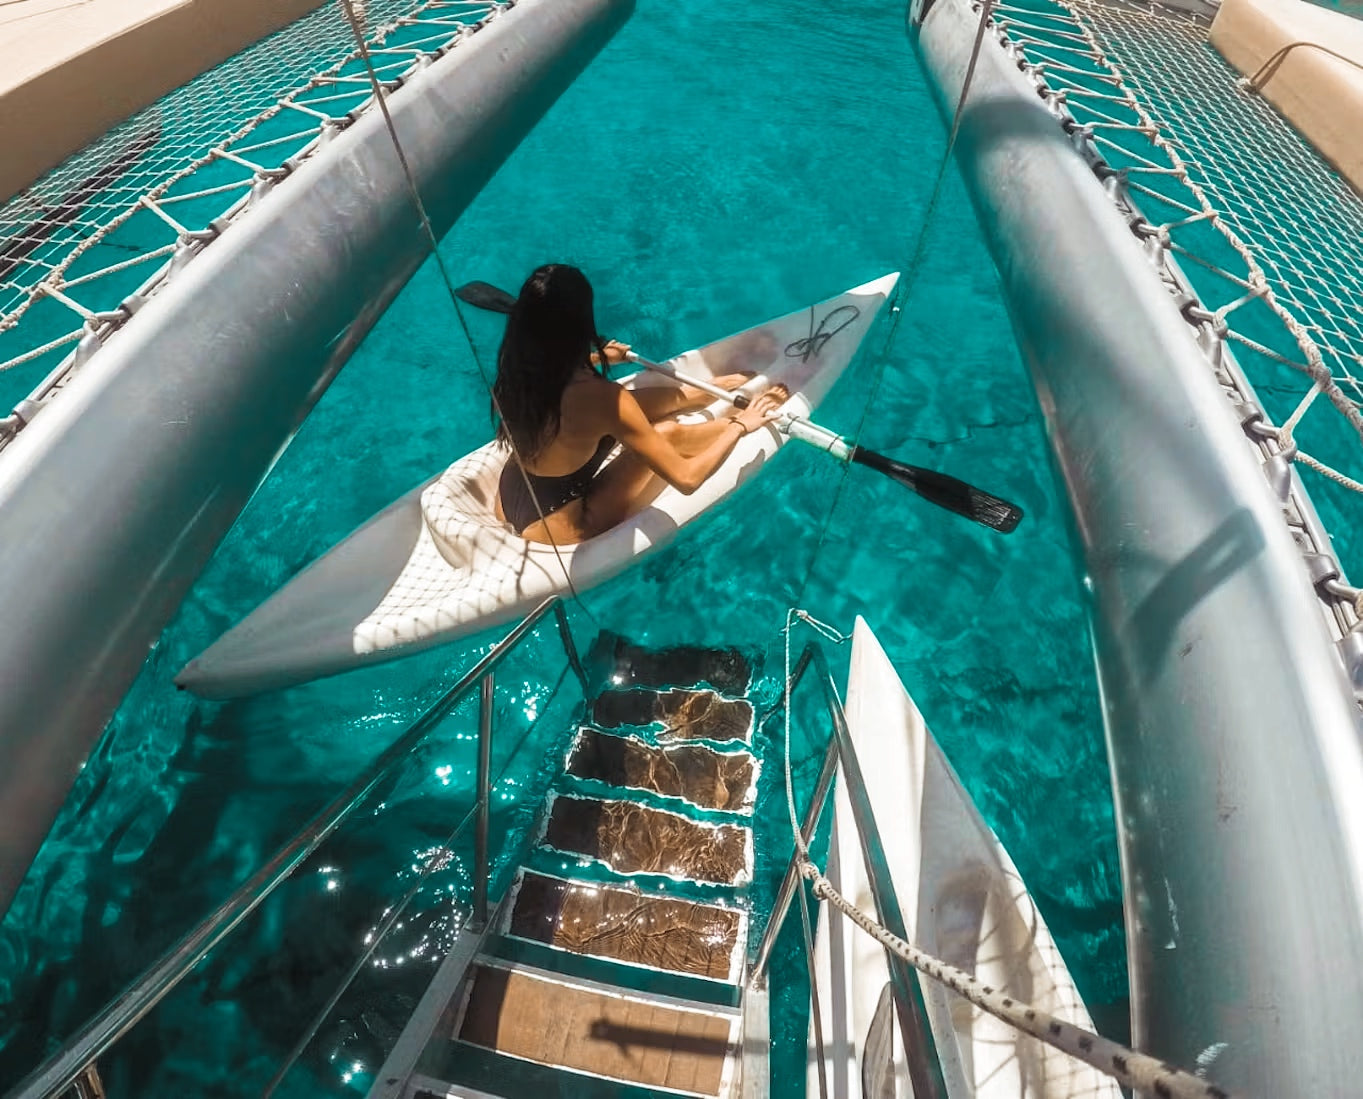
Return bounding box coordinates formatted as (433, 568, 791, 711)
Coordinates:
(492, 264, 608, 458)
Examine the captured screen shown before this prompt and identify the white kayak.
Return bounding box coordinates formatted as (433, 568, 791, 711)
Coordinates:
(808, 618, 1121, 1098)
(176, 274, 899, 698)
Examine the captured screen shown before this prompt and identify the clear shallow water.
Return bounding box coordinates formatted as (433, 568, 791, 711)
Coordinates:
(0, 0, 1124, 1092)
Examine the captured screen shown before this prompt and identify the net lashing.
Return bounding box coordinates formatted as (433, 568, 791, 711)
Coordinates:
(988, 0, 1363, 621)
(0, 0, 502, 441)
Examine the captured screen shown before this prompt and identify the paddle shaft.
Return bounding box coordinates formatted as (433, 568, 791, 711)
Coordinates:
(453, 279, 1022, 531)
(632, 352, 1021, 533)
(628, 352, 854, 460)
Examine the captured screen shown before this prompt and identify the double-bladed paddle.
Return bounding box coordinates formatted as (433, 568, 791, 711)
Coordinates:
(454, 280, 1023, 533)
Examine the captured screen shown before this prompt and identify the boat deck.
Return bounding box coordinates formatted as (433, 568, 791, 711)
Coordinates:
(402, 638, 760, 1099)
(0, 0, 321, 202)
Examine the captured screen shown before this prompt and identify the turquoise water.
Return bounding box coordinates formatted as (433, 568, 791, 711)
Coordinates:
(0, 0, 1124, 1093)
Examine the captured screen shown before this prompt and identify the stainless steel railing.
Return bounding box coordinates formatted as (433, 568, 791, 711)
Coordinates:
(9, 596, 587, 1099)
(747, 641, 949, 1099)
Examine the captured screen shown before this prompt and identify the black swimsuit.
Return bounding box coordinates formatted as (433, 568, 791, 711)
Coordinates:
(499, 436, 616, 535)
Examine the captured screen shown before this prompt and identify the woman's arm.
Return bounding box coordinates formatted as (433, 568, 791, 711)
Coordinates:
(593, 341, 754, 422)
(627, 373, 757, 421)
(605, 382, 786, 495)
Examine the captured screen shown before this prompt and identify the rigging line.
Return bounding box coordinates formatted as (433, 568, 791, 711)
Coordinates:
(789, 0, 997, 613)
(336, 0, 603, 628)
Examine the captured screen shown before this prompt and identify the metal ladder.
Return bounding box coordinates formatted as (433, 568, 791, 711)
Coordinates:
(11, 603, 945, 1099)
(382, 635, 762, 1099)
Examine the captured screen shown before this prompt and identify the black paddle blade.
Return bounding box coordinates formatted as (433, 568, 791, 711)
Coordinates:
(454, 280, 516, 314)
(851, 446, 1023, 533)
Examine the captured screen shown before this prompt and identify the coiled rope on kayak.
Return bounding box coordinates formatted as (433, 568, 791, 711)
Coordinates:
(780, 609, 1238, 1099)
(337, 0, 604, 628)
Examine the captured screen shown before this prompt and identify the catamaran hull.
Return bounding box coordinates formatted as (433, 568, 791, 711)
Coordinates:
(177, 274, 899, 698)
(0, 0, 634, 922)
(911, 0, 1363, 1091)
(808, 618, 1120, 1098)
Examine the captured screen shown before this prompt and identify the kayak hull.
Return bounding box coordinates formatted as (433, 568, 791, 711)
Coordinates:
(177, 274, 898, 697)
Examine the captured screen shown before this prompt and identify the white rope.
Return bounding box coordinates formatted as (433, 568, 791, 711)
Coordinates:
(801, 859, 1237, 1099)
(778, 609, 1235, 1097)
(0, 328, 82, 374)
(1278, 378, 1321, 447)
(1267, 383, 1363, 492)
(1296, 450, 1363, 495)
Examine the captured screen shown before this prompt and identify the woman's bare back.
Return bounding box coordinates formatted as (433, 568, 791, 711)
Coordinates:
(498, 366, 787, 545)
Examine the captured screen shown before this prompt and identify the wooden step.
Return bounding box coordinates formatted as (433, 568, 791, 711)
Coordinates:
(565, 728, 758, 813)
(503, 871, 746, 982)
(486, 934, 741, 1010)
(589, 634, 754, 695)
(539, 794, 752, 886)
(420, 1044, 686, 1098)
(591, 688, 754, 746)
(453, 961, 739, 1098)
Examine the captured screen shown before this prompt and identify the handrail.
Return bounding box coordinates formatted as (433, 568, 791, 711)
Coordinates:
(748, 641, 948, 1099)
(473, 670, 496, 928)
(6, 596, 569, 1099)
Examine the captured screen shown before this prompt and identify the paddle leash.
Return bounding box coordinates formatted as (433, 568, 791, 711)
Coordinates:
(453, 280, 1023, 534)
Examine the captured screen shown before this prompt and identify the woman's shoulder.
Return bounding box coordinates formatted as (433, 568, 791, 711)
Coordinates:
(563, 371, 625, 416)
(568, 368, 620, 392)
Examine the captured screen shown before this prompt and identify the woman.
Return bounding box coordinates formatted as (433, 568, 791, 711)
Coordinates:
(493, 264, 788, 545)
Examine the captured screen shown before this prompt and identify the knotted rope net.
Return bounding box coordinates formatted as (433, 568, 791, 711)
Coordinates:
(989, 0, 1363, 629)
(0, 0, 502, 442)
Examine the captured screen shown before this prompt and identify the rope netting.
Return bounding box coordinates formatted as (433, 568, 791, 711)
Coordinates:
(0, 0, 502, 441)
(989, 0, 1363, 621)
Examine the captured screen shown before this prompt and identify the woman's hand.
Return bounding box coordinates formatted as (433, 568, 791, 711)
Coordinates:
(732, 384, 789, 434)
(591, 339, 632, 366)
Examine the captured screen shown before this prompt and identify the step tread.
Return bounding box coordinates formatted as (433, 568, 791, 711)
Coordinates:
(591, 689, 754, 746)
(503, 870, 746, 982)
(590, 635, 754, 695)
(454, 961, 738, 1097)
(565, 728, 757, 813)
(428, 1045, 691, 1099)
(538, 794, 752, 886)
